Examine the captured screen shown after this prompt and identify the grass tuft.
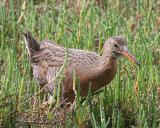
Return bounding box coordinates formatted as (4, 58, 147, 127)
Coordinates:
(0, 0, 160, 127)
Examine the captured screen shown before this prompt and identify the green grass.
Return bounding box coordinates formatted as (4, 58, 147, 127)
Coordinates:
(0, 0, 160, 127)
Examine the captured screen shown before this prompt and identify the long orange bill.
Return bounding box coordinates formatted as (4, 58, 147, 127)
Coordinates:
(120, 50, 140, 66)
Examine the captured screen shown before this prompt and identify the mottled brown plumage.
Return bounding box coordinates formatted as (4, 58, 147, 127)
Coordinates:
(23, 31, 139, 104)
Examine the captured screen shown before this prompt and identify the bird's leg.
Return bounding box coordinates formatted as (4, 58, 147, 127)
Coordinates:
(70, 88, 77, 110)
(70, 99, 76, 111)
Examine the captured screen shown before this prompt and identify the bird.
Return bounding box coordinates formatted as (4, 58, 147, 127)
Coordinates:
(23, 31, 139, 105)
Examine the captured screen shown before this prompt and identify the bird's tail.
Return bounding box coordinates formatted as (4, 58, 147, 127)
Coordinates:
(23, 31, 40, 56)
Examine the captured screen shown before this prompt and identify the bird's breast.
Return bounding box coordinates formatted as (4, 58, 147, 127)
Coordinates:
(79, 61, 118, 96)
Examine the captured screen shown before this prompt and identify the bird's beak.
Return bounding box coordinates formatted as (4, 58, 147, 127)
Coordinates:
(119, 50, 140, 66)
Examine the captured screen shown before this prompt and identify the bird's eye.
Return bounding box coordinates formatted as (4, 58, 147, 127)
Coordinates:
(114, 44, 118, 48)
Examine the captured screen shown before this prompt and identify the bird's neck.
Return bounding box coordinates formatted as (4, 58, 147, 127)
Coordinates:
(87, 51, 118, 92)
(98, 50, 118, 70)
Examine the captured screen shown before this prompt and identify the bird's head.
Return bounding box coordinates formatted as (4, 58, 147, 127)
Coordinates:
(104, 36, 140, 65)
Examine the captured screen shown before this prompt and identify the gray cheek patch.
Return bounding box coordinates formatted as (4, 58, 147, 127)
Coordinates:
(123, 46, 128, 51)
